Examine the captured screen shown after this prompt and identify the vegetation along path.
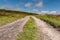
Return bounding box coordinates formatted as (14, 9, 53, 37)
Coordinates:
(0, 16, 60, 40)
(0, 16, 30, 40)
(32, 16, 60, 40)
(16, 17, 37, 40)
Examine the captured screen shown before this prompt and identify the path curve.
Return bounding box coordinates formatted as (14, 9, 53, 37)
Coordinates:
(32, 16, 60, 40)
(0, 16, 30, 40)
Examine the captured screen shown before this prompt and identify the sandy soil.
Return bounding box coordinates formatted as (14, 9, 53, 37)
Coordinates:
(32, 16, 60, 40)
(0, 16, 60, 40)
(0, 16, 30, 40)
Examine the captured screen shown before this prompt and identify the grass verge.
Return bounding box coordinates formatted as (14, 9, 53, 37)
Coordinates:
(36, 15, 60, 28)
(16, 17, 37, 40)
(0, 13, 26, 26)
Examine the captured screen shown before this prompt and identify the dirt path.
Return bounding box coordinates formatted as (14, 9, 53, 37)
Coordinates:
(0, 16, 30, 40)
(32, 16, 60, 40)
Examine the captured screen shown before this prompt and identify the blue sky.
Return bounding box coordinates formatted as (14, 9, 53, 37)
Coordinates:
(0, 0, 60, 14)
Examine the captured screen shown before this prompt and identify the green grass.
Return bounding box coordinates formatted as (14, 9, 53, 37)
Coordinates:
(36, 15, 60, 28)
(16, 17, 37, 40)
(0, 13, 26, 26)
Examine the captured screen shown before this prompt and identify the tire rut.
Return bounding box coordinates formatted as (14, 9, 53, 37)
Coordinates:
(0, 16, 30, 40)
(32, 16, 60, 40)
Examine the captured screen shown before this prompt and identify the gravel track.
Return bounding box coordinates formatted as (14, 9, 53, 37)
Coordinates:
(0, 16, 30, 40)
(32, 16, 60, 40)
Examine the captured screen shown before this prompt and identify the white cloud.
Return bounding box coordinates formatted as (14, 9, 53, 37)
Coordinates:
(32, 9, 41, 14)
(35, 1, 43, 8)
(32, 10, 56, 14)
(32, 9, 39, 12)
(25, 3, 32, 8)
(41, 11, 49, 13)
(50, 11, 56, 14)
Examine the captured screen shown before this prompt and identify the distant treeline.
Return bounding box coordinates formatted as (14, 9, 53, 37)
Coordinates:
(0, 9, 38, 15)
